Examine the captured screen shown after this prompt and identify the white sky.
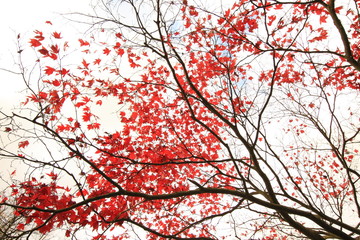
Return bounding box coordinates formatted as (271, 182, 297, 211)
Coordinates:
(0, 0, 94, 111)
(0, 0, 96, 182)
(0, 2, 104, 238)
(0, 0, 96, 200)
(0, 1, 358, 239)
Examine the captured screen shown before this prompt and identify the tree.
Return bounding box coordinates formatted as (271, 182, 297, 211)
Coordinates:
(0, 204, 26, 239)
(0, 204, 52, 240)
(0, 0, 360, 239)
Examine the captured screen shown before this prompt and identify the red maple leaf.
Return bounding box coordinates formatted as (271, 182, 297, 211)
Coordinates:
(50, 44, 60, 54)
(52, 32, 62, 39)
(79, 39, 90, 47)
(44, 66, 55, 75)
(82, 59, 90, 69)
(93, 58, 101, 65)
(38, 47, 49, 56)
(58, 68, 69, 76)
(82, 112, 92, 122)
(103, 48, 111, 55)
(18, 140, 29, 149)
(29, 39, 42, 47)
(38, 92, 48, 99)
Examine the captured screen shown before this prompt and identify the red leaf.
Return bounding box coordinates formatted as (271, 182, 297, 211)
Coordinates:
(52, 32, 62, 39)
(49, 53, 58, 60)
(116, 48, 125, 56)
(82, 96, 91, 103)
(319, 15, 327, 23)
(79, 39, 90, 47)
(34, 30, 45, 41)
(52, 80, 61, 87)
(18, 140, 29, 149)
(38, 47, 49, 55)
(103, 48, 111, 55)
(44, 66, 55, 75)
(93, 58, 101, 65)
(46, 172, 58, 180)
(50, 44, 60, 53)
(63, 41, 69, 51)
(75, 101, 86, 108)
(34, 218, 44, 226)
(87, 123, 100, 130)
(115, 33, 122, 38)
(38, 92, 48, 99)
(82, 59, 90, 69)
(59, 68, 69, 76)
(45, 21, 52, 25)
(82, 112, 92, 122)
(340, 181, 348, 189)
(29, 39, 42, 47)
(17, 223, 25, 230)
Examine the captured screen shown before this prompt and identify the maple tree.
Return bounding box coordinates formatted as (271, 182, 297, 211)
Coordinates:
(0, 0, 360, 239)
(0, 205, 28, 240)
(0, 203, 50, 240)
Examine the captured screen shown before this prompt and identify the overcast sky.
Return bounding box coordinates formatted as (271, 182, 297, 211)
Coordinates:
(0, 0, 96, 198)
(0, 0, 94, 111)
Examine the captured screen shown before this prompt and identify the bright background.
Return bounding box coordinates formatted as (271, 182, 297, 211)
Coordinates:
(0, 0, 93, 111)
(0, 2, 143, 238)
(0, 0, 95, 203)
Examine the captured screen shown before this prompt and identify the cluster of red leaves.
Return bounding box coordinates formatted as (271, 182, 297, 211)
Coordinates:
(12, 176, 75, 234)
(12, 176, 129, 235)
(7, 0, 360, 239)
(14, 21, 232, 239)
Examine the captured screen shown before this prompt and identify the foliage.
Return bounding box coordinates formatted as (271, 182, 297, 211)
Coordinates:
(0, 204, 25, 239)
(0, 201, 49, 240)
(0, 0, 360, 239)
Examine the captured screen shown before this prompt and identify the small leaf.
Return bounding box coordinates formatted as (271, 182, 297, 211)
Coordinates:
(103, 48, 111, 55)
(52, 32, 62, 39)
(18, 140, 29, 149)
(38, 47, 49, 55)
(44, 66, 55, 75)
(50, 44, 60, 53)
(29, 39, 42, 47)
(17, 223, 25, 230)
(79, 39, 90, 47)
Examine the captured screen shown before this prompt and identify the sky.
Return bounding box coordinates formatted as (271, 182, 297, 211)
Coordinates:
(0, 2, 231, 238)
(0, 3, 113, 238)
(0, 0, 96, 204)
(0, 0, 94, 111)
(0, 2, 220, 238)
(0, 2, 147, 238)
(0, 1, 358, 239)
(0, 0, 96, 179)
